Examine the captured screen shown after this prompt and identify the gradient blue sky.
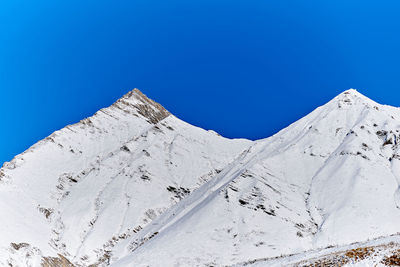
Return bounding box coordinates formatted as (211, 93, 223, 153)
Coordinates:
(1, 1, 400, 165)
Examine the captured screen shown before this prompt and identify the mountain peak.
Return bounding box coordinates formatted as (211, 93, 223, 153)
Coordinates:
(342, 88, 360, 94)
(115, 88, 170, 124)
(330, 88, 378, 108)
(337, 88, 368, 99)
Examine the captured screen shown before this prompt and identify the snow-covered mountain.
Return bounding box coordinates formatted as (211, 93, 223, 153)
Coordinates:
(1, 89, 400, 266)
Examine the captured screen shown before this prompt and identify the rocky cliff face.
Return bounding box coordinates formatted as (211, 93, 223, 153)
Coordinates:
(1, 89, 400, 266)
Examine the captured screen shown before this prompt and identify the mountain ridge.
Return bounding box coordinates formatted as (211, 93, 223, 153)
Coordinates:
(0, 88, 391, 171)
(1, 88, 400, 266)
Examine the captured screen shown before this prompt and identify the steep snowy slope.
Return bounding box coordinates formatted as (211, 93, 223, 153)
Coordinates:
(111, 89, 400, 266)
(0, 89, 251, 266)
(2, 89, 400, 267)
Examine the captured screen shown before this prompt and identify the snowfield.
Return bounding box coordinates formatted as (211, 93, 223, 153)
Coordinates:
(1, 89, 400, 266)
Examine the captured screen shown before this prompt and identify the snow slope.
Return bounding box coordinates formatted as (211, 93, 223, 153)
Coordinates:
(240, 233, 400, 266)
(0, 89, 250, 266)
(1, 89, 400, 266)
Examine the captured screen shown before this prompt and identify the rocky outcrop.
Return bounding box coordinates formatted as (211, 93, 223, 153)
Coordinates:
(115, 89, 170, 124)
(41, 255, 75, 267)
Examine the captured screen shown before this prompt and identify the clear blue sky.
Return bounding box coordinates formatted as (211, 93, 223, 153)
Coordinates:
(1, 1, 400, 165)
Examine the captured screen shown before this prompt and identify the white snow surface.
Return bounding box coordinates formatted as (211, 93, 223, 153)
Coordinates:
(240, 233, 400, 266)
(1, 89, 400, 266)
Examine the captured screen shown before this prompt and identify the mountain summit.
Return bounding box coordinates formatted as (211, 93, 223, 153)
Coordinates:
(116, 89, 170, 124)
(1, 89, 400, 266)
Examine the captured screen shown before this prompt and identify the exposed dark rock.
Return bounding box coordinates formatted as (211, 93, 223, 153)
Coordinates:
(129, 89, 170, 124)
(10, 242, 29, 250)
(41, 254, 75, 267)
